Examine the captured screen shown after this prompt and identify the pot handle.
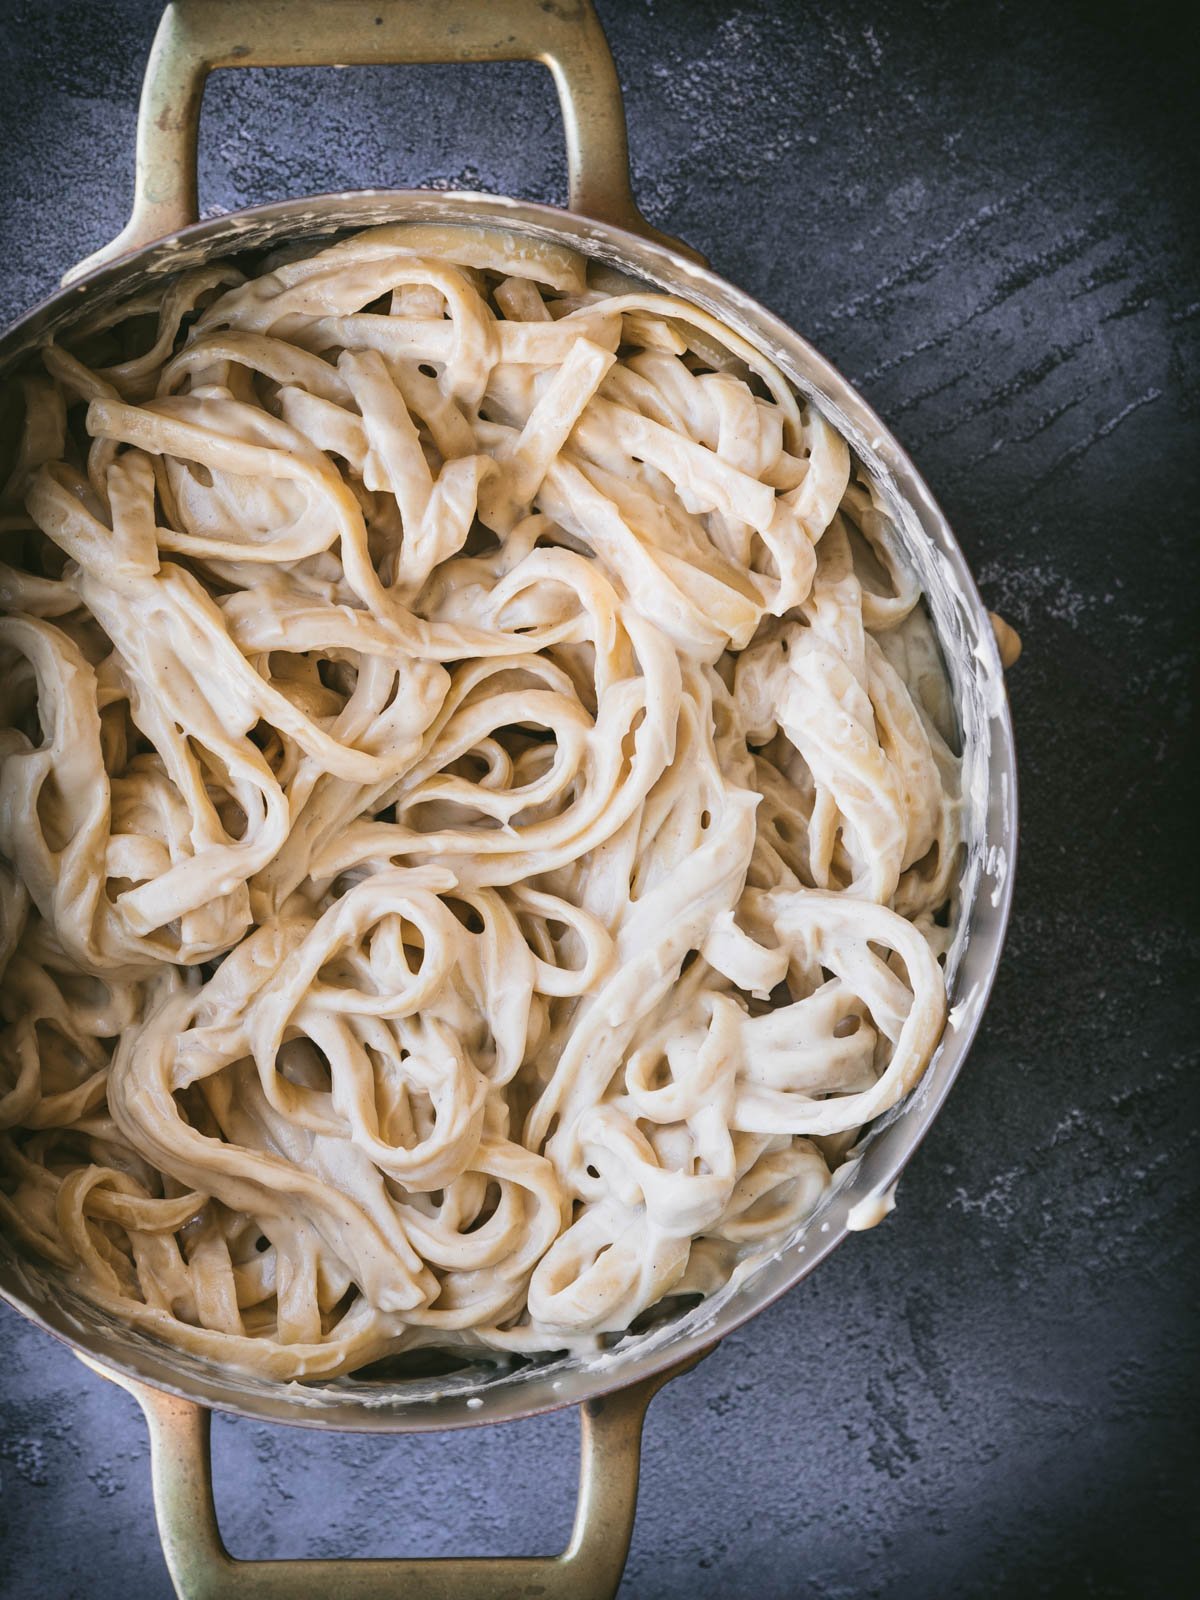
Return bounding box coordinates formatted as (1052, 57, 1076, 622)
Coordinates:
(63, 0, 701, 286)
(78, 1346, 709, 1600)
(989, 612, 1022, 669)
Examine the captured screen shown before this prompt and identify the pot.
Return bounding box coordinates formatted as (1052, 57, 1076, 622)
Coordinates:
(0, 2, 1019, 1596)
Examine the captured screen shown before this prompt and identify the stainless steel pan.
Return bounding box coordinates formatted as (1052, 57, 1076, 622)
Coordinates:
(0, 3, 1019, 1595)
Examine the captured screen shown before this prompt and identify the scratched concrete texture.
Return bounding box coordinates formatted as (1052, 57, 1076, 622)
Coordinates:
(0, 0, 1196, 1595)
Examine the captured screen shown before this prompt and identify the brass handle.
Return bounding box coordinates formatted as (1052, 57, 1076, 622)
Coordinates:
(64, 0, 701, 285)
(78, 1347, 710, 1600)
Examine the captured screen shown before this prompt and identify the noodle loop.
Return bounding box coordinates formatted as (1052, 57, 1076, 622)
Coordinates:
(0, 225, 959, 1376)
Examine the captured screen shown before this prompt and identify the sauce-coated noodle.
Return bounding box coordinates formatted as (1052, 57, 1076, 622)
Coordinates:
(0, 225, 959, 1378)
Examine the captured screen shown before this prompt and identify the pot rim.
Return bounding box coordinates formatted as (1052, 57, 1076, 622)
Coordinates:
(0, 187, 1018, 1432)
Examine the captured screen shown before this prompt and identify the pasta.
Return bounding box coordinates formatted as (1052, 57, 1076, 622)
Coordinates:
(0, 224, 960, 1379)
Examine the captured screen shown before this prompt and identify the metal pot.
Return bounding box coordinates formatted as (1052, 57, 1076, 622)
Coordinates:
(0, 2, 1019, 1595)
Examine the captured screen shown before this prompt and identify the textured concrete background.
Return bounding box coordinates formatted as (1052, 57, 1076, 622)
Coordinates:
(0, 0, 1196, 1595)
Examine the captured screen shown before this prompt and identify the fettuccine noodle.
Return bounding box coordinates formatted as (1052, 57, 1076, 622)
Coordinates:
(0, 224, 960, 1379)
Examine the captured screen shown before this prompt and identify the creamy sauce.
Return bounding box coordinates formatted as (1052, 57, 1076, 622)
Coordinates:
(846, 1185, 899, 1232)
(0, 223, 960, 1380)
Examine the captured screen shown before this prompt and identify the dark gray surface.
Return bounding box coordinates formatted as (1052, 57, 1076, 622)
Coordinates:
(0, 0, 1196, 1596)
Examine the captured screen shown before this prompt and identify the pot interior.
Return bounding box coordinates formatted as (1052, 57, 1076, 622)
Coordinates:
(0, 191, 1016, 1430)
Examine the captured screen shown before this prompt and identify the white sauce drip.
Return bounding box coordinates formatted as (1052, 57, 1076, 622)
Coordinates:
(846, 1184, 898, 1232)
